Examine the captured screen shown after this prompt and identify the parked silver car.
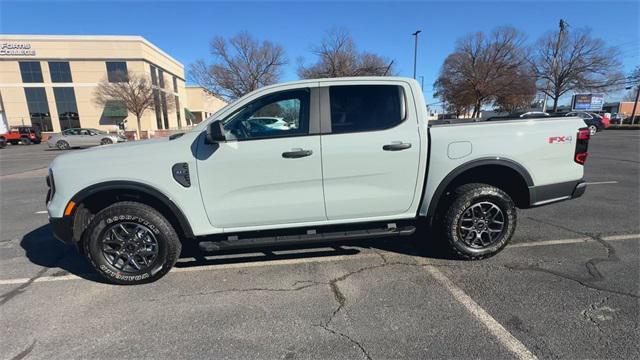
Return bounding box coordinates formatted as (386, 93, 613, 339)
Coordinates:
(47, 128, 127, 150)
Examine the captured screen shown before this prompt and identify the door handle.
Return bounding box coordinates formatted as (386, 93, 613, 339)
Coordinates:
(383, 142, 412, 151)
(282, 149, 313, 159)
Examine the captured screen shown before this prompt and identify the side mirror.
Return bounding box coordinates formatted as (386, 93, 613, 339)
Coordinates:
(205, 120, 226, 144)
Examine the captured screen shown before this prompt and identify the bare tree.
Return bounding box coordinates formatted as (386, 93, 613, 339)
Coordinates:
(94, 71, 173, 139)
(434, 26, 532, 117)
(298, 28, 395, 79)
(532, 28, 624, 112)
(494, 71, 537, 112)
(188, 32, 287, 101)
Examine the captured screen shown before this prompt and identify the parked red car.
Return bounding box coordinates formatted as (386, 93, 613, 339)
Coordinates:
(0, 126, 42, 145)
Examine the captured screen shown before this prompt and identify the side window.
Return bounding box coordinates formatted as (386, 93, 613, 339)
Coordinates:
(329, 85, 405, 134)
(223, 89, 309, 140)
(79, 129, 91, 135)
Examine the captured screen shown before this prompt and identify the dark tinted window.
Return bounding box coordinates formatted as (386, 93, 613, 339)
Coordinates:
(173, 76, 178, 92)
(175, 95, 181, 128)
(19, 61, 43, 83)
(329, 85, 404, 134)
(48, 62, 72, 82)
(53, 88, 80, 130)
(106, 62, 128, 82)
(153, 89, 163, 129)
(24, 88, 53, 131)
(158, 69, 165, 88)
(161, 92, 169, 129)
(150, 65, 158, 85)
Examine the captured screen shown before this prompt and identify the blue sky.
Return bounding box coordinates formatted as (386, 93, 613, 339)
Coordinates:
(1, 0, 638, 105)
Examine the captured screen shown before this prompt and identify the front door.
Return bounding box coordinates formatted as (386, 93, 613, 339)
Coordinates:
(196, 87, 326, 229)
(320, 83, 422, 220)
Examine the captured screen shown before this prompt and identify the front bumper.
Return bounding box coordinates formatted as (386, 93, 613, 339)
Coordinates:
(528, 180, 586, 207)
(49, 216, 74, 244)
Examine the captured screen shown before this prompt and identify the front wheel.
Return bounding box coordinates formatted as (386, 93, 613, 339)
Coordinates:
(441, 183, 516, 260)
(21, 137, 32, 145)
(100, 138, 113, 145)
(83, 201, 181, 285)
(56, 140, 70, 150)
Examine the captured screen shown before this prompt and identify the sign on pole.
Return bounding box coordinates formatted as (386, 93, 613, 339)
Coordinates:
(571, 94, 604, 111)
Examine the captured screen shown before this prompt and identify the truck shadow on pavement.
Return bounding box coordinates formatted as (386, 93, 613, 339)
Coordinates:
(21, 224, 454, 283)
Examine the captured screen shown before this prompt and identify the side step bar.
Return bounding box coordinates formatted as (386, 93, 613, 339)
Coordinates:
(198, 224, 416, 252)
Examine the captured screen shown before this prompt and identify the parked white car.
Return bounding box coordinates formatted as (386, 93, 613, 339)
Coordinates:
(47, 128, 127, 150)
(46, 77, 589, 284)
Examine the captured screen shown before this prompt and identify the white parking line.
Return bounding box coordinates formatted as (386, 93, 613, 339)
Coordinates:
(509, 233, 640, 248)
(585, 181, 619, 185)
(34, 210, 48, 214)
(424, 265, 537, 360)
(0, 233, 638, 286)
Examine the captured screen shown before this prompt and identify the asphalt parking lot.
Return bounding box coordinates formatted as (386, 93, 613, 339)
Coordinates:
(1, 131, 638, 359)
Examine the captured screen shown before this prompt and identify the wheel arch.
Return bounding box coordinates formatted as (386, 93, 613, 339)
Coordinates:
(70, 181, 194, 245)
(425, 157, 533, 221)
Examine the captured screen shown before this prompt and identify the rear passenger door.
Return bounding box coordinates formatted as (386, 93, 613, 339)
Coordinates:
(319, 82, 421, 220)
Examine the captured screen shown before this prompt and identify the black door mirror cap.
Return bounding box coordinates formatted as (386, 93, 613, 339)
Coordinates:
(205, 120, 226, 144)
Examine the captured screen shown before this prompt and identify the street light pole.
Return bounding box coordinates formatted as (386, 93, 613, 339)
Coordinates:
(419, 76, 424, 90)
(412, 30, 421, 79)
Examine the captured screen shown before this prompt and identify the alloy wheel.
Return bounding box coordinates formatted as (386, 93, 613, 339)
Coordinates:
(458, 201, 506, 248)
(101, 222, 159, 273)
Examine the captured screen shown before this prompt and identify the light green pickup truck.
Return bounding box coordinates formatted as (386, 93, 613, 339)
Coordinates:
(46, 77, 589, 284)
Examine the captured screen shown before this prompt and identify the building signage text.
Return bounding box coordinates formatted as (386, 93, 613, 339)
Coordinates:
(0, 43, 36, 56)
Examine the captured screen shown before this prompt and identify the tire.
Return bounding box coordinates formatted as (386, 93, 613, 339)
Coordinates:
(441, 183, 516, 260)
(21, 137, 32, 145)
(0, 138, 6, 149)
(83, 201, 181, 285)
(588, 125, 597, 136)
(100, 138, 113, 145)
(56, 140, 70, 150)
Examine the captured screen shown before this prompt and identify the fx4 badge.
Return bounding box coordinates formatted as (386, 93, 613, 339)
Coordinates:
(548, 136, 573, 144)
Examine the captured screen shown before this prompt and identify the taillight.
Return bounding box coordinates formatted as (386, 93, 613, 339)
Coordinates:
(575, 128, 590, 165)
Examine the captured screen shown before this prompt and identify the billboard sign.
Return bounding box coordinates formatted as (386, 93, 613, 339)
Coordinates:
(572, 94, 604, 111)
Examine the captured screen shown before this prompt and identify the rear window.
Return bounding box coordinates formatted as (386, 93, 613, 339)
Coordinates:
(329, 85, 405, 134)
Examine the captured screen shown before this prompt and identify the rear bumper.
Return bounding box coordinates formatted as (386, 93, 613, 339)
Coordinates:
(49, 216, 74, 244)
(528, 180, 586, 207)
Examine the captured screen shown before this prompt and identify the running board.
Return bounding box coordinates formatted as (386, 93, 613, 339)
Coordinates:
(198, 224, 416, 252)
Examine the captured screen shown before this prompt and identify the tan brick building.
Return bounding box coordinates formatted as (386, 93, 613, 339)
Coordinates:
(0, 35, 225, 137)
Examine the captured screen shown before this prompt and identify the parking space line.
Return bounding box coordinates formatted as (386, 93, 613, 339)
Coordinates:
(509, 233, 640, 248)
(424, 265, 537, 360)
(585, 181, 619, 185)
(0, 252, 380, 286)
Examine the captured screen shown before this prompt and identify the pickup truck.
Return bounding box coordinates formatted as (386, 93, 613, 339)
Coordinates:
(46, 77, 590, 284)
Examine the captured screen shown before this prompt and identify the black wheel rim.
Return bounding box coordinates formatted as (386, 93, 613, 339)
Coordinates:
(101, 222, 159, 273)
(458, 201, 506, 248)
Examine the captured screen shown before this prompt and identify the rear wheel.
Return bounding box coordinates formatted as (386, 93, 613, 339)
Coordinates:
(100, 138, 113, 145)
(21, 137, 32, 145)
(441, 183, 516, 260)
(56, 140, 70, 150)
(588, 125, 597, 136)
(83, 201, 181, 285)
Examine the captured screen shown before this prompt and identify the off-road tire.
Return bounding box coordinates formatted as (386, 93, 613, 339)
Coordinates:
(21, 137, 32, 145)
(83, 201, 181, 285)
(441, 183, 516, 260)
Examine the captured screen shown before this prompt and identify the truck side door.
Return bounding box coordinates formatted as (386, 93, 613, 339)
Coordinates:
(320, 83, 422, 220)
(196, 87, 326, 229)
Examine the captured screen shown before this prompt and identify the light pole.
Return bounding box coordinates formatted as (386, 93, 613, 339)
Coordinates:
(419, 76, 424, 90)
(412, 30, 421, 79)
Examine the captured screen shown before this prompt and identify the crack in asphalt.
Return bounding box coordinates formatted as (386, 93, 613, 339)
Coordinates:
(9, 339, 36, 360)
(508, 217, 639, 299)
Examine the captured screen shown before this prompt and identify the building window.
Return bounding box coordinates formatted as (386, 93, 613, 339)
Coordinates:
(175, 96, 181, 128)
(160, 92, 169, 129)
(150, 64, 158, 86)
(49, 62, 72, 83)
(106, 61, 128, 82)
(158, 69, 165, 89)
(173, 76, 178, 92)
(19, 61, 43, 83)
(53, 88, 80, 130)
(153, 89, 163, 129)
(24, 88, 53, 131)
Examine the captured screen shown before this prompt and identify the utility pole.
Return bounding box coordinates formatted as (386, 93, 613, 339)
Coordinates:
(542, 19, 567, 113)
(412, 30, 421, 79)
(630, 84, 640, 125)
(419, 76, 424, 90)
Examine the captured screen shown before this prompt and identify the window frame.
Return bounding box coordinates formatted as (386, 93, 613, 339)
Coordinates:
(48, 61, 73, 83)
(53, 87, 81, 130)
(323, 84, 408, 136)
(221, 88, 312, 142)
(106, 61, 128, 83)
(24, 87, 53, 131)
(19, 61, 44, 83)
